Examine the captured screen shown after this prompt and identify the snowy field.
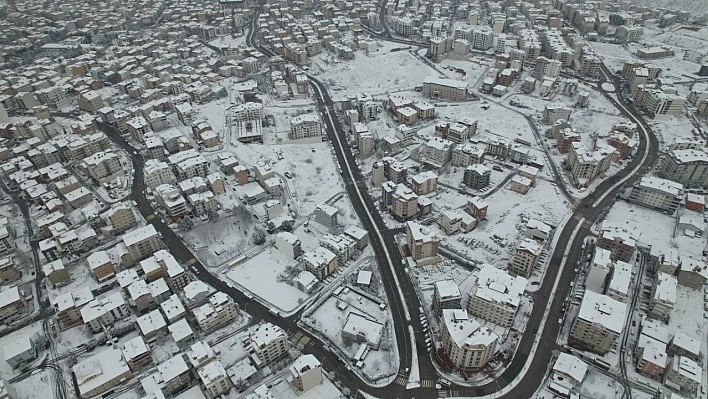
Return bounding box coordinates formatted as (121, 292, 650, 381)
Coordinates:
(603, 200, 706, 259)
(311, 41, 433, 98)
(181, 210, 257, 267)
(301, 287, 396, 382)
(224, 249, 309, 312)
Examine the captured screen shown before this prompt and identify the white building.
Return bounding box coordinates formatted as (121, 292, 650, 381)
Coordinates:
(289, 114, 322, 140)
(247, 322, 288, 367)
(441, 309, 498, 371)
(289, 354, 322, 393)
(569, 291, 627, 355)
(466, 264, 527, 328)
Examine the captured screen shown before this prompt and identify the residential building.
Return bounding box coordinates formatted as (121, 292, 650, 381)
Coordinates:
(569, 291, 627, 355)
(137, 309, 167, 340)
(659, 148, 708, 187)
(198, 359, 230, 399)
(467, 264, 527, 328)
(314, 204, 338, 229)
(508, 238, 542, 278)
(53, 288, 93, 330)
(4, 336, 37, 369)
(122, 336, 152, 371)
(664, 356, 702, 394)
(0, 257, 20, 283)
(422, 76, 468, 101)
(649, 272, 677, 322)
(510, 175, 532, 194)
(440, 210, 476, 235)
(432, 280, 462, 316)
(635, 338, 667, 378)
(542, 104, 571, 124)
(421, 137, 453, 166)
(80, 292, 130, 334)
(289, 114, 322, 140)
(43, 259, 69, 285)
(87, 251, 115, 282)
(624, 177, 682, 214)
(289, 354, 322, 393)
(411, 171, 438, 195)
(608, 261, 632, 302)
(0, 378, 17, 399)
(302, 246, 337, 280)
(0, 286, 26, 321)
(587, 247, 612, 294)
(406, 221, 440, 263)
(72, 348, 132, 399)
(341, 312, 384, 349)
(105, 202, 138, 235)
(122, 225, 161, 265)
(193, 292, 237, 334)
(597, 224, 638, 262)
(463, 164, 491, 189)
(157, 355, 191, 394)
(452, 144, 485, 167)
(391, 187, 418, 221)
(274, 232, 302, 259)
(467, 198, 488, 220)
(550, 353, 588, 397)
(567, 142, 613, 188)
(440, 309, 498, 371)
(247, 322, 288, 366)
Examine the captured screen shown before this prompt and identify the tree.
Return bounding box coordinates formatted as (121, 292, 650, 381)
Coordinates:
(280, 219, 294, 232)
(207, 209, 219, 221)
(253, 230, 266, 245)
(178, 217, 194, 231)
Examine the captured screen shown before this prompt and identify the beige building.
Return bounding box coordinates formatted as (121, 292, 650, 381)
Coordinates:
(0, 257, 21, 283)
(289, 354, 322, 393)
(122, 225, 161, 265)
(43, 259, 69, 285)
(247, 322, 288, 366)
(441, 309, 498, 371)
(649, 272, 677, 322)
(198, 359, 231, 399)
(467, 264, 527, 328)
(193, 292, 237, 334)
(302, 246, 338, 280)
(406, 221, 440, 262)
(106, 203, 137, 234)
(664, 356, 702, 394)
(423, 76, 468, 101)
(72, 348, 132, 399)
(122, 336, 152, 371)
(410, 171, 438, 195)
(391, 187, 418, 221)
(569, 291, 626, 355)
(508, 238, 542, 278)
(87, 251, 115, 282)
(510, 175, 532, 194)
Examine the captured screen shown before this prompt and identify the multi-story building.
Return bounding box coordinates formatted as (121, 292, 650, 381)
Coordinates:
(463, 164, 491, 189)
(274, 232, 302, 259)
(0, 257, 21, 283)
(624, 176, 682, 214)
(569, 291, 626, 355)
(144, 160, 176, 189)
(579, 55, 601, 78)
(664, 356, 702, 394)
(302, 246, 337, 280)
(659, 148, 708, 187)
(391, 187, 418, 221)
(156, 355, 191, 394)
(441, 309, 498, 371)
(649, 272, 677, 322)
(607, 260, 632, 302)
(122, 336, 152, 372)
(432, 280, 462, 316)
(542, 104, 571, 124)
(567, 142, 613, 188)
(411, 171, 438, 195)
(80, 292, 130, 334)
(616, 26, 643, 43)
(422, 137, 453, 166)
(452, 144, 485, 167)
(72, 348, 132, 399)
(597, 224, 638, 262)
(289, 114, 322, 140)
(53, 287, 93, 331)
(122, 225, 161, 265)
(77, 91, 105, 113)
(422, 76, 468, 101)
(314, 204, 338, 229)
(81, 151, 122, 183)
(467, 264, 527, 328)
(198, 359, 231, 399)
(508, 238, 542, 278)
(193, 292, 237, 334)
(87, 251, 115, 282)
(406, 221, 440, 262)
(247, 322, 288, 366)
(289, 354, 322, 393)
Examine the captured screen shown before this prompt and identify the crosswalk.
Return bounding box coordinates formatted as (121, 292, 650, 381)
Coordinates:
(420, 380, 434, 388)
(438, 390, 459, 397)
(394, 375, 408, 386)
(288, 330, 311, 346)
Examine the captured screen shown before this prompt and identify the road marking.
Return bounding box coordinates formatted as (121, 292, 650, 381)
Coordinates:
(439, 390, 449, 397)
(394, 376, 408, 386)
(145, 214, 155, 221)
(421, 380, 434, 387)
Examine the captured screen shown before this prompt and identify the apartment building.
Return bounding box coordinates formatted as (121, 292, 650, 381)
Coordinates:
(247, 322, 288, 366)
(144, 160, 176, 189)
(432, 280, 462, 316)
(463, 164, 491, 189)
(597, 224, 638, 262)
(440, 209, 477, 235)
(314, 204, 338, 229)
(452, 144, 485, 167)
(508, 238, 542, 278)
(659, 149, 708, 187)
(289, 114, 322, 140)
(274, 232, 302, 259)
(156, 355, 191, 394)
(391, 187, 418, 221)
(302, 246, 337, 280)
(198, 359, 231, 399)
(543, 104, 571, 124)
(441, 309, 498, 371)
(467, 264, 527, 328)
(81, 151, 122, 183)
(122, 225, 161, 265)
(664, 356, 702, 394)
(649, 272, 677, 322)
(122, 336, 152, 371)
(579, 55, 601, 78)
(411, 171, 438, 195)
(105, 202, 138, 235)
(616, 26, 643, 43)
(87, 251, 115, 282)
(421, 137, 453, 167)
(567, 142, 613, 188)
(569, 291, 626, 355)
(422, 76, 468, 101)
(607, 260, 632, 302)
(289, 354, 322, 393)
(624, 176, 682, 214)
(53, 287, 93, 331)
(77, 91, 105, 113)
(0, 257, 20, 283)
(193, 292, 237, 334)
(406, 221, 440, 262)
(80, 292, 130, 334)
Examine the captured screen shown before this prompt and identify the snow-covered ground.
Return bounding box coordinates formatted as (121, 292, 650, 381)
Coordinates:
(181, 210, 258, 267)
(224, 249, 309, 313)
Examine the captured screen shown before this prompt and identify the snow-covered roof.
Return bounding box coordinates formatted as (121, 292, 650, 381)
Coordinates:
(137, 309, 167, 335)
(122, 336, 149, 362)
(423, 75, 468, 90)
(639, 319, 672, 344)
(592, 247, 612, 269)
(652, 272, 677, 305)
(289, 354, 321, 378)
(186, 341, 215, 369)
(671, 332, 700, 357)
(342, 312, 384, 346)
(87, 251, 111, 270)
(434, 280, 461, 301)
(72, 348, 131, 397)
(473, 264, 527, 308)
(608, 260, 631, 297)
(157, 354, 188, 383)
(4, 335, 34, 362)
(442, 309, 497, 348)
(406, 221, 439, 243)
(197, 359, 227, 385)
(552, 353, 587, 384)
(641, 338, 667, 368)
(357, 270, 372, 285)
(576, 291, 627, 334)
(250, 322, 286, 348)
(670, 356, 702, 384)
(636, 176, 682, 196)
(122, 224, 158, 247)
(168, 318, 194, 343)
